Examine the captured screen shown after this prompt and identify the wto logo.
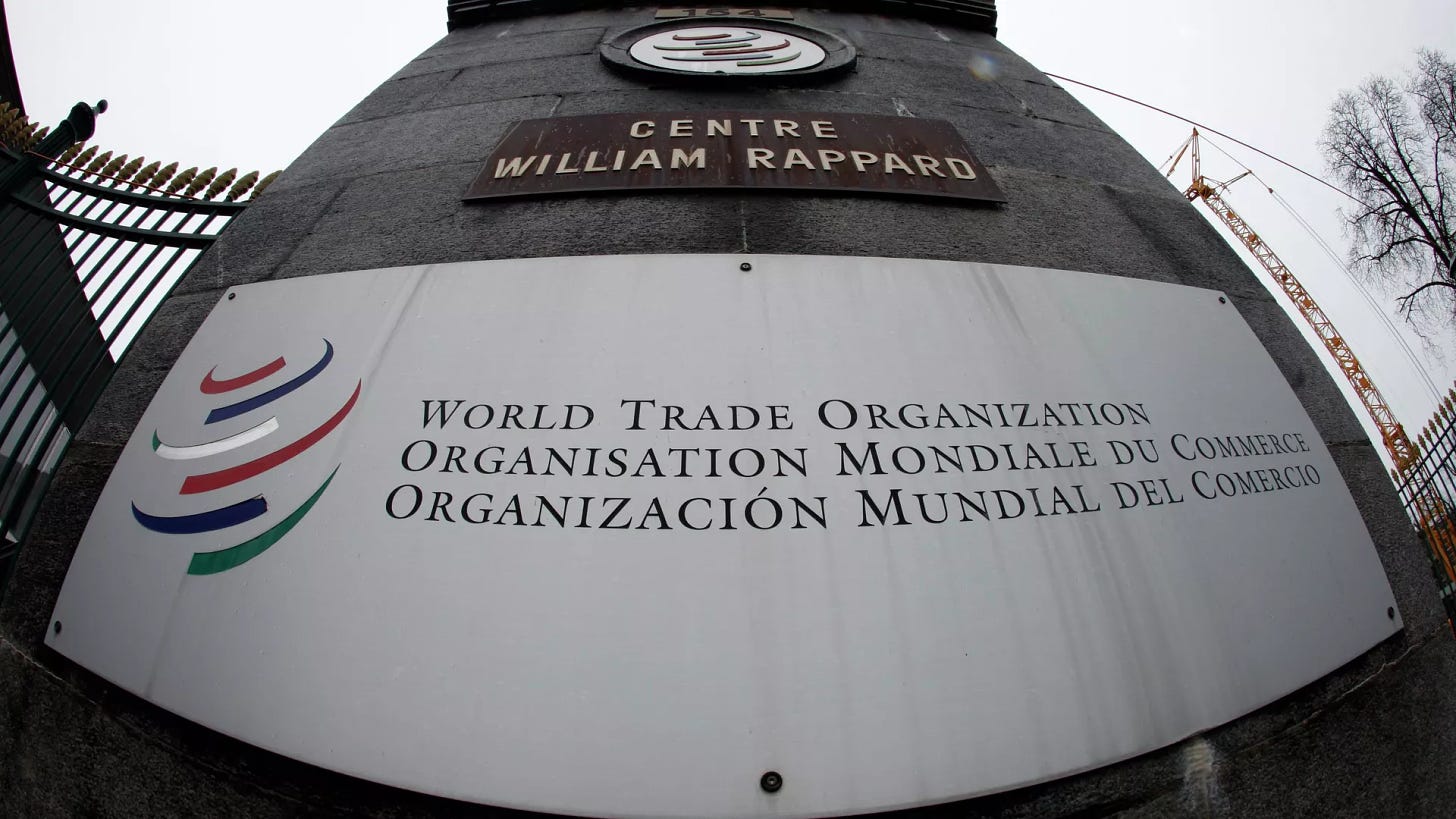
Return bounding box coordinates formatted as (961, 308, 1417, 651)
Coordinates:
(131, 339, 361, 575)
(621, 24, 839, 76)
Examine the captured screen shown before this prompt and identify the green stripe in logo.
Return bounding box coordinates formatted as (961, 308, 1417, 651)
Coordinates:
(186, 466, 339, 576)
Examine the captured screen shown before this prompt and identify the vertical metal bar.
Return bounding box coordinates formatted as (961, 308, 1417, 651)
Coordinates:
(0, 239, 209, 536)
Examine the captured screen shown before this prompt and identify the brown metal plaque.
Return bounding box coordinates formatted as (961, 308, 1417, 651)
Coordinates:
(463, 112, 1006, 203)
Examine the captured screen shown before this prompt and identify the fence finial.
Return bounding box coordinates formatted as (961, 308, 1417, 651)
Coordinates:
(100, 153, 128, 177)
(185, 167, 218, 198)
(251, 171, 281, 199)
(132, 161, 161, 189)
(151, 162, 179, 190)
(166, 167, 198, 196)
(204, 168, 238, 200)
(85, 150, 114, 176)
(226, 170, 260, 201)
(116, 156, 145, 184)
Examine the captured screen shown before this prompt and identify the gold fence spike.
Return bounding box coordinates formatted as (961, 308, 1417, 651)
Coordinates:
(132, 160, 161, 189)
(31, 125, 50, 146)
(85, 150, 113, 175)
(100, 153, 129, 177)
(58, 142, 86, 163)
(0, 109, 22, 143)
(2, 110, 27, 139)
(184, 167, 218, 198)
(17, 120, 39, 149)
(250, 170, 281, 199)
(73, 145, 100, 169)
(167, 167, 198, 196)
(116, 156, 144, 183)
(151, 161, 179, 191)
(204, 168, 238, 200)
(225, 170, 259, 201)
(3, 120, 29, 148)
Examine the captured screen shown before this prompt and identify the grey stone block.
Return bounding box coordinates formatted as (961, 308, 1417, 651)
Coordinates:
(849, 55, 1026, 115)
(0, 645, 297, 818)
(463, 10, 651, 39)
(1097, 184, 1279, 301)
(272, 161, 487, 279)
(798, 11, 1008, 52)
(737, 168, 1184, 288)
(109, 290, 219, 375)
(1173, 637, 1456, 818)
(1330, 442, 1446, 633)
(271, 96, 561, 194)
(430, 52, 640, 108)
(336, 70, 457, 126)
(910, 99, 1182, 196)
(74, 362, 167, 448)
(0, 442, 119, 646)
(996, 76, 1113, 130)
(553, 86, 899, 117)
(74, 290, 220, 448)
(173, 180, 346, 295)
(844, 29, 1041, 83)
(395, 26, 605, 78)
(276, 162, 748, 279)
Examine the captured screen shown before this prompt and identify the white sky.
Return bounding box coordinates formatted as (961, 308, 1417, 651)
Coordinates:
(8, 0, 1456, 469)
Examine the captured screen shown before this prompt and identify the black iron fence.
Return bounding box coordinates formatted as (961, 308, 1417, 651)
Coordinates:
(1395, 388, 1456, 628)
(0, 100, 275, 596)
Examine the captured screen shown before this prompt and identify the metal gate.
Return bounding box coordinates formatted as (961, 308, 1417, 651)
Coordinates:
(1395, 388, 1456, 629)
(0, 99, 274, 594)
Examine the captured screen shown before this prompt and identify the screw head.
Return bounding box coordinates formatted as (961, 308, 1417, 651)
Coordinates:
(52, 620, 62, 635)
(740, 262, 752, 272)
(1388, 606, 1396, 620)
(227, 292, 236, 300)
(1218, 296, 1227, 304)
(760, 771, 782, 793)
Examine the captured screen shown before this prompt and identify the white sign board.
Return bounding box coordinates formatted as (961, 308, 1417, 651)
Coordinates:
(49, 255, 1399, 817)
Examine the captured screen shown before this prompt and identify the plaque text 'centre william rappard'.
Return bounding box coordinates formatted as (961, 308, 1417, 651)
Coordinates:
(464, 111, 1006, 203)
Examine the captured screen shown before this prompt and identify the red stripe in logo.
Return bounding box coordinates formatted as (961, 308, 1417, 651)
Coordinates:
(180, 381, 361, 495)
(200, 356, 287, 394)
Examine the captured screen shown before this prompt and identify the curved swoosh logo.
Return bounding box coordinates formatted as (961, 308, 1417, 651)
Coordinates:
(132, 496, 268, 534)
(181, 381, 360, 495)
(200, 356, 286, 394)
(140, 339, 358, 575)
(153, 417, 279, 460)
(187, 467, 339, 576)
(206, 340, 333, 425)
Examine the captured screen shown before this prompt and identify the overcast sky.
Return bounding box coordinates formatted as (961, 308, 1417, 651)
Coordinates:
(8, 0, 1456, 468)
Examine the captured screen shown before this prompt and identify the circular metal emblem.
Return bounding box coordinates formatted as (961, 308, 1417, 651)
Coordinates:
(602, 20, 855, 83)
(629, 27, 826, 75)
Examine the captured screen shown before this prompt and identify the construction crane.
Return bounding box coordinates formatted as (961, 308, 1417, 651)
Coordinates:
(1167, 128, 1419, 473)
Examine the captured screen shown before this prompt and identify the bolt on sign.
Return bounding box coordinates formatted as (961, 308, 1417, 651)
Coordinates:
(463, 111, 1007, 203)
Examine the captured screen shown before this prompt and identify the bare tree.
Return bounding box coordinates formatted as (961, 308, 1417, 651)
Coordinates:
(1323, 49, 1455, 326)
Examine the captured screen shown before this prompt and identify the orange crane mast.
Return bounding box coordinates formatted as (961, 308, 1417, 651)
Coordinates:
(1168, 129, 1419, 473)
